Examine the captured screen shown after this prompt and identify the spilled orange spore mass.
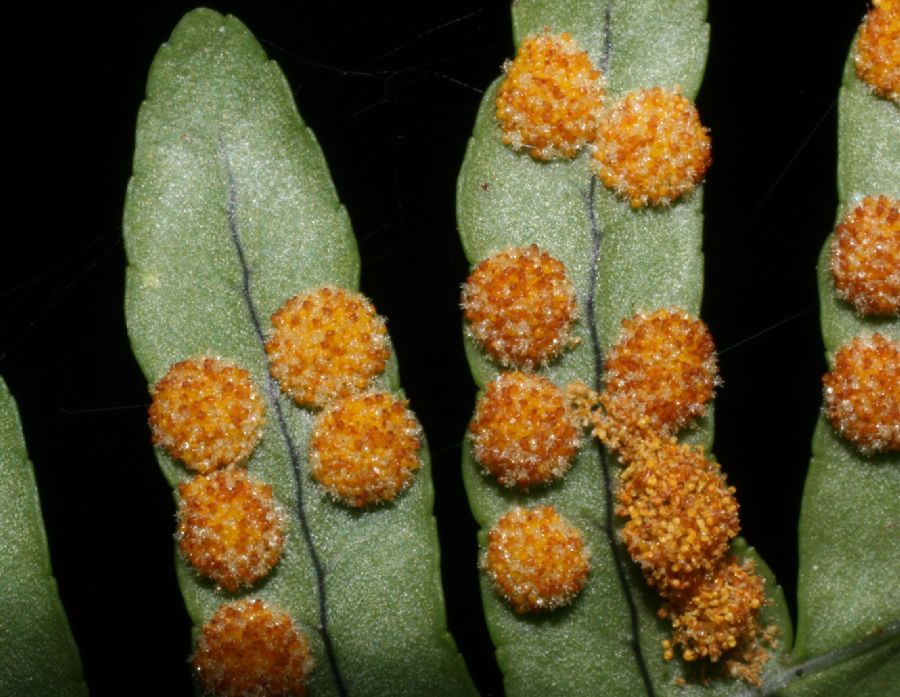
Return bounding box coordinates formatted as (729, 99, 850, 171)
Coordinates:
(266, 287, 390, 408)
(602, 308, 719, 435)
(661, 558, 766, 663)
(310, 391, 422, 507)
(616, 439, 740, 594)
(149, 357, 266, 473)
(177, 468, 285, 591)
(192, 598, 314, 697)
(855, 0, 900, 103)
(461, 245, 578, 368)
(570, 304, 768, 678)
(496, 30, 606, 160)
(830, 195, 900, 316)
(484, 505, 590, 614)
(823, 332, 900, 453)
(469, 371, 581, 488)
(591, 87, 711, 207)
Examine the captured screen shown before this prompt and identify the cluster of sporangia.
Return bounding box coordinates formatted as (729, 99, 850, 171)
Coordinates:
(148, 286, 419, 696)
(495, 29, 712, 206)
(823, 0, 900, 453)
(465, 28, 775, 683)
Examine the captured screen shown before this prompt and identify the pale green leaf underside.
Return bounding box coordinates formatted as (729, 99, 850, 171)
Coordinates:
(0, 377, 87, 697)
(123, 9, 475, 696)
(788, 28, 900, 695)
(457, 1, 791, 695)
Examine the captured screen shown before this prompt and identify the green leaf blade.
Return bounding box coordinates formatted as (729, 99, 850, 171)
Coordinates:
(124, 9, 476, 696)
(457, 1, 790, 695)
(789, 20, 900, 696)
(0, 377, 87, 697)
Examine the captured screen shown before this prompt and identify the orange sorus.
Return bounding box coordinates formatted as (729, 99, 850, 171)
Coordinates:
(591, 86, 711, 207)
(602, 308, 719, 436)
(192, 598, 314, 697)
(496, 30, 606, 160)
(149, 357, 265, 474)
(616, 439, 740, 595)
(830, 195, 900, 316)
(266, 286, 390, 409)
(483, 505, 590, 614)
(310, 391, 421, 507)
(469, 371, 581, 488)
(461, 245, 578, 369)
(661, 557, 766, 664)
(823, 332, 900, 453)
(177, 468, 284, 592)
(855, 0, 900, 103)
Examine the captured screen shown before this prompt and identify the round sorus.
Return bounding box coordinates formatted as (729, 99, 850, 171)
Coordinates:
(266, 287, 390, 408)
(483, 505, 590, 614)
(310, 391, 421, 507)
(461, 245, 578, 368)
(192, 598, 314, 697)
(823, 333, 900, 453)
(496, 30, 606, 160)
(616, 441, 740, 595)
(149, 357, 266, 473)
(602, 308, 719, 435)
(591, 86, 711, 207)
(830, 195, 900, 316)
(661, 558, 765, 663)
(855, 0, 900, 103)
(177, 468, 285, 592)
(469, 371, 581, 488)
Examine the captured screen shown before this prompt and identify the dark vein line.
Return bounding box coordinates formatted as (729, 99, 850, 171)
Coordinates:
(220, 142, 349, 697)
(585, 177, 656, 697)
(600, 1, 612, 73)
(734, 618, 900, 697)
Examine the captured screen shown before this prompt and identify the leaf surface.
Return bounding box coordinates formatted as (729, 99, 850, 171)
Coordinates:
(0, 377, 87, 697)
(123, 9, 476, 696)
(457, 1, 790, 695)
(787, 26, 900, 695)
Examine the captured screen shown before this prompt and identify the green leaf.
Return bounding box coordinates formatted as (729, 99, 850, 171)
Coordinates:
(0, 376, 87, 697)
(457, 1, 791, 695)
(123, 9, 476, 696)
(786, 23, 900, 695)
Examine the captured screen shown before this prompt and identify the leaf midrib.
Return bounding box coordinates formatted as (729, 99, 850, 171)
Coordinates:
(585, 7, 657, 693)
(585, 177, 656, 697)
(220, 140, 348, 697)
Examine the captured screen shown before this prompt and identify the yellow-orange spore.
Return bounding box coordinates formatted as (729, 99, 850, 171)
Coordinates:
(149, 357, 265, 473)
(177, 468, 284, 592)
(496, 30, 606, 160)
(462, 245, 578, 368)
(855, 0, 900, 103)
(830, 195, 900, 316)
(661, 558, 765, 663)
(602, 308, 719, 435)
(823, 333, 900, 453)
(483, 505, 590, 614)
(591, 87, 711, 207)
(192, 599, 314, 697)
(470, 372, 581, 488)
(266, 287, 390, 408)
(310, 391, 421, 507)
(616, 440, 740, 594)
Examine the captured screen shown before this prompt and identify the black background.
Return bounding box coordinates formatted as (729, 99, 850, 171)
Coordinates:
(1, 1, 870, 695)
